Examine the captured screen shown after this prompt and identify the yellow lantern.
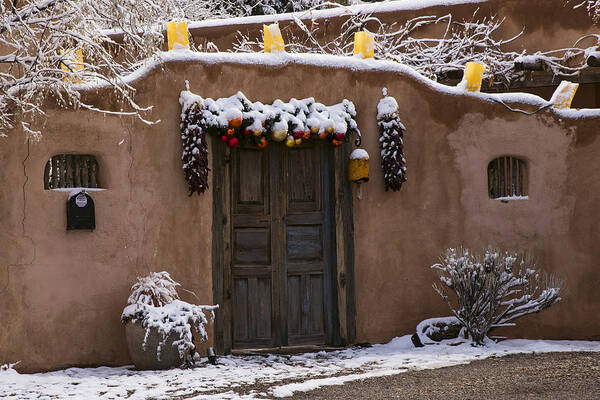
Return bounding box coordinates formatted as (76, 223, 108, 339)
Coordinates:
(353, 31, 374, 59)
(263, 23, 285, 53)
(550, 81, 579, 109)
(167, 21, 189, 50)
(462, 62, 486, 92)
(348, 149, 370, 183)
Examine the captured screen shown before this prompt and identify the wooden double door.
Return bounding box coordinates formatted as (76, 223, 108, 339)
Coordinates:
(230, 142, 336, 348)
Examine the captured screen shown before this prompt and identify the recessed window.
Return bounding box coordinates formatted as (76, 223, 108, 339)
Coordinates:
(488, 156, 527, 199)
(44, 154, 100, 189)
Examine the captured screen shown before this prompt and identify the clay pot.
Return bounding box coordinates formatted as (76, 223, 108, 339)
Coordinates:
(125, 321, 185, 370)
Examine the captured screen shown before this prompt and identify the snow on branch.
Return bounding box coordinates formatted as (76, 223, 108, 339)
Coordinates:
(432, 247, 562, 345)
(0, 0, 265, 138)
(233, 9, 600, 87)
(571, 1, 600, 23)
(234, 10, 526, 86)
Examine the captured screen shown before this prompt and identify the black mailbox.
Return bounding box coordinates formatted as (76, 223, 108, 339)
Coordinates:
(67, 191, 95, 231)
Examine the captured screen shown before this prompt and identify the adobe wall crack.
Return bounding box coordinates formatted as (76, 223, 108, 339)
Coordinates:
(1, 138, 37, 294)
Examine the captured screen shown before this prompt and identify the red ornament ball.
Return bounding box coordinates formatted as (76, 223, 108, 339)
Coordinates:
(227, 137, 239, 148)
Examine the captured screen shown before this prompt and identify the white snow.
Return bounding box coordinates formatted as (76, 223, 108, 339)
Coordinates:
(514, 55, 542, 64)
(50, 188, 106, 200)
(180, 90, 359, 137)
(415, 316, 461, 345)
(179, 90, 205, 115)
(2, 336, 599, 399)
(377, 95, 399, 119)
(350, 148, 369, 160)
(122, 300, 217, 362)
(84, 50, 600, 122)
(494, 195, 529, 201)
(184, 0, 490, 31)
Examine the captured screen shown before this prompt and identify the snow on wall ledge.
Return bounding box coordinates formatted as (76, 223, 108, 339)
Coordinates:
(184, 0, 490, 30)
(112, 50, 600, 122)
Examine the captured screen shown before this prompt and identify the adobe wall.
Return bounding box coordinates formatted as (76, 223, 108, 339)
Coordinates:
(188, 0, 595, 56)
(1, 54, 599, 372)
(0, 78, 215, 372)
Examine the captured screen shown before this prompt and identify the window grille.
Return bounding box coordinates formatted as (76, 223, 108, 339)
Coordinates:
(487, 156, 526, 199)
(44, 154, 100, 189)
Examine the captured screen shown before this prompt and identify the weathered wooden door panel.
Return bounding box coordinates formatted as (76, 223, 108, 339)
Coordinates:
(231, 147, 275, 348)
(232, 277, 272, 343)
(231, 143, 334, 348)
(283, 144, 333, 346)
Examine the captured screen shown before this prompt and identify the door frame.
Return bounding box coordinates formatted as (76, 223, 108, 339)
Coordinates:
(211, 136, 356, 353)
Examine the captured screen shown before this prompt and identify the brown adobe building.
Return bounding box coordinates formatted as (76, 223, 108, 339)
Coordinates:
(1, 0, 600, 372)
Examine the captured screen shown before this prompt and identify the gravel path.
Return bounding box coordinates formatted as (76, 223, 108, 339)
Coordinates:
(290, 352, 600, 400)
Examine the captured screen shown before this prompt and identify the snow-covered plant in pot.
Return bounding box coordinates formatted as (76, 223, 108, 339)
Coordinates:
(121, 271, 218, 370)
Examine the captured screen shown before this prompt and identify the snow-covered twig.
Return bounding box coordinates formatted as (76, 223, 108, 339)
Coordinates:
(233, 9, 600, 88)
(570, 0, 600, 23)
(0, 0, 277, 137)
(432, 247, 562, 345)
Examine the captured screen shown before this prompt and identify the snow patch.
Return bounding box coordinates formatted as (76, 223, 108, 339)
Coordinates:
(350, 148, 369, 160)
(49, 188, 106, 199)
(377, 95, 399, 119)
(494, 195, 529, 201)
(2, 336, 600, 399)
(184, 0, 490, 31)
(90, 50, 600, 122)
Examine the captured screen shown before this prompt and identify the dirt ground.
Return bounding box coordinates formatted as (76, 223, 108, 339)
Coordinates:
(290, 352, 600, 400)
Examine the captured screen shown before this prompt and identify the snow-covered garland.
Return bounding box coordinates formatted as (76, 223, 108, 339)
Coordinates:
(377, 89, 407, 192)
(180, 88, 360, 196)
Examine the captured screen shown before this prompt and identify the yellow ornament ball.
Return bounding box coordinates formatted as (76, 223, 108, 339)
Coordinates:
(272, 130, 287, 142)
(285, 136, 295, 148)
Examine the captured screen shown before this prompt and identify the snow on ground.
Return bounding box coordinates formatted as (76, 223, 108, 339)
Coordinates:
(2, 335, 600, 399)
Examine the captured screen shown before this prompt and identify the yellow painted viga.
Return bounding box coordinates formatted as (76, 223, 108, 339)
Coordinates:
(353, 31, 374, 59)
(263, 23, 285, 53)
(550, 81, 579, 109)
(463, 62, 486, 92)
(167, 21, 189, 50)
(60, 48, 84, 83)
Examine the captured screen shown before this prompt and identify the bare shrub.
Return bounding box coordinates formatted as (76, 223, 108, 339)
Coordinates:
(432, 247, 562, 345)
(127, 271, 181, 307)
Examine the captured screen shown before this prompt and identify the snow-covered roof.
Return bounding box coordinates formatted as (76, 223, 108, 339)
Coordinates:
(186, 0, 489, 30)
(115, 50, 600, 121)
